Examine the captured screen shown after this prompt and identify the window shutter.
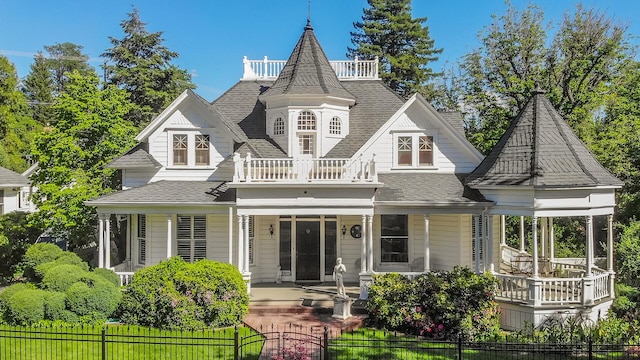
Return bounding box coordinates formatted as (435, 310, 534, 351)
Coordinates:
(177, 216, 191, 239)
(177, 240, 191, 261)
(472, 215, 484, 262)
(138, 214, 146, 264)
(248, 216, 254, 265)
(194, 216, 206, 239)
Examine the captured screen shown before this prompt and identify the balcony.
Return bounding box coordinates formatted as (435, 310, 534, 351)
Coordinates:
(242, 56, 379, 81)
(232, 153, 377, 184)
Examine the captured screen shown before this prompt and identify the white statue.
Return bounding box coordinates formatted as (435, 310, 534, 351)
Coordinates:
(332, 257, 347, 297)
(275, 265, 282, 284)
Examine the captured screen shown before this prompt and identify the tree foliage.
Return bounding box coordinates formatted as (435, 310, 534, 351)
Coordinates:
(30, 71, 137, 246)
(103, 8, 194, 128)
(22, 53, 55, 126)
(43, 42, 95, 95)
(349, 0, 442, 99)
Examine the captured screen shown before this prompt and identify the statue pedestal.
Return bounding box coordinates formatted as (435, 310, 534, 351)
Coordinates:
(332, 296, 352, 320)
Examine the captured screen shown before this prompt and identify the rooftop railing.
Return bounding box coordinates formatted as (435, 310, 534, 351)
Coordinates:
(242, 56, 379, 80)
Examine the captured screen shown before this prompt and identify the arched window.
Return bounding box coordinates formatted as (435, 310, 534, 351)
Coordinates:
(329, 116, 342, 135)
(273, 117, 285, 135)
(297, 111, 316, 130)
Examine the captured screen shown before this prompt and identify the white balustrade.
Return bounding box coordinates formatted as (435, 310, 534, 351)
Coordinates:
(242, 56, 379, 80)
(494, 274, 529, 303)
(593, 272, 610, 301)
(540, 278, 583, 305)
(116, 272, 134, 286)
(232, 155, 377, 183)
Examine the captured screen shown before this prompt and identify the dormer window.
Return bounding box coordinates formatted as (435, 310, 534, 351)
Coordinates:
(274, 117, 285, 135)
(195, 135, 210, 165)
(170, 132, 213, 167)
(394, 133, 436, 168)
(173, 134, 188, 165)
(329, 116, 341, 135)
(297, 111, 316, 130)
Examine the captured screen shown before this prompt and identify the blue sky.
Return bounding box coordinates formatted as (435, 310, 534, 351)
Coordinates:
(2, 0, 639, 101)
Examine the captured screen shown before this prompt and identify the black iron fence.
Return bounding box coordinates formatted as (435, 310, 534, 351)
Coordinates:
(2, 324, 640, 359)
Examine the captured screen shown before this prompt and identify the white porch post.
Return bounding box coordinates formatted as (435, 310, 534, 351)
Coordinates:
(549, 218, 555, 263)
(228, 207, 233, 264)
(488, 215, 494, 272)
(243, 215, 250, 273)
(105, 215, 111, 269)
(166, 214, 172, 259)
(519, 216, 526, 253)
(367, 215, 373, 273)
(532, 216, 539, 278)
(482, 210, 488, 272)
(474, 215, 480, 273)
(237, 215, 244, 272)
(500, 215, 506, 246)
(360, 215, 367, 273)
(424, 214, 430, 272)
(98, 214, 105, 268)
(607, 214, 615, 299)
(586, 215, 594, 277)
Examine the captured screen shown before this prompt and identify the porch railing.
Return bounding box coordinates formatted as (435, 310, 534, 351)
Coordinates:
(242, 55, 379, 80)
(115, 272, 134, 286)
(232, 153, 378, 183)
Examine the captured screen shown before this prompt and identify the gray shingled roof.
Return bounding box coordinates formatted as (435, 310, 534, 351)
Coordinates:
(438, 111, 466, 137)
(259, 21, 355, 101)
(0, 166, 28, 187)
(108, 145, 161, 169)
(376, 173, 488, 205)
(465, 90, 623, 188)
(86, 181, 235, 205)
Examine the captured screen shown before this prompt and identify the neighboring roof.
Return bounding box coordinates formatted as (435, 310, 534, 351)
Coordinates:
(0, 166, 29, 187)
(108, 144, 162, 169)
(259, 21, 355, 102)
(465, 89, 623, 188)
(376, 173, 488, 205)
(86, 181, 235, 206)
(438, 111, 466, 137)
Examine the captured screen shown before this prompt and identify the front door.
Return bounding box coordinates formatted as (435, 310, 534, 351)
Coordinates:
(295, 221, 320, 281)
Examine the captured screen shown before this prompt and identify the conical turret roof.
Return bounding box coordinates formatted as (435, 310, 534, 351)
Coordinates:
(465, 89, 622, 188)
(260, 21, 355, 101)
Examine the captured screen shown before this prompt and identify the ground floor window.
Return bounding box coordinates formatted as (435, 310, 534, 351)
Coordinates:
(177, 215, 206, 262)
(381, 214, 409, 263)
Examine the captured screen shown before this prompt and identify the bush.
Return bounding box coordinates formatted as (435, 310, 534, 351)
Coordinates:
(41, 264, 93, 292)
(616, 221, 640, 287)
(65, 280, 121, 320)
(19, 243, 64, 281)
(92, 268, 121, 287)
(366, 267, 500, 341)
(6, 289, 47, 325)
(43, 291, 67, 320)
(118, 257, 249, 330)
(35, 252, 89, 280)
(0, 212, 43, 284)
(0, 283, 34, 320)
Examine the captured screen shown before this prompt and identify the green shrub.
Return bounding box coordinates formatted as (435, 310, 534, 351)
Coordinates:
(35, 252, 89, 280)
(65, 280, 121, 320)
(92, 268, 121, 287)
(41, 264, 92, 292)
(366, 267, 500, 341)
(118, 257, 249, 330)
(0, 283, 34, 321)
(19, 243, 64, 281)
(6, 289, 47, 325)
(0, 212, 43, 284)
(43, 291, 66, 320)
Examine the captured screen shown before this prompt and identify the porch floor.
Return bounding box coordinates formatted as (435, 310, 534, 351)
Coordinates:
(245, 282, 367, 334)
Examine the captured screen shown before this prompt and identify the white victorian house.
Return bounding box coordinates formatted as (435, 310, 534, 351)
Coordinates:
(86, 21, 622, 330)
(0, 165, 35, 215)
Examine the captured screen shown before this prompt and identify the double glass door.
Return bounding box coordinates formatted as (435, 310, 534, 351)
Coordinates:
(279, 217, 337, 282)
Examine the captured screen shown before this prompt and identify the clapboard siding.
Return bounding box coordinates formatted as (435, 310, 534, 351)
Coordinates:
(339, 215, 363, 283)
(207, 214, 229, 263)
(148, 214, 169, 266)
(251, 216, 278, 282)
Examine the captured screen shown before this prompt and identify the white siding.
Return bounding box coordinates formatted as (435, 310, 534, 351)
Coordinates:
(339, 215, 363, 283)
(250, 216, 278, 283)
(428, 214, 464, 271)
(148, 214, 169, 266)
(207, 214, 230, 263)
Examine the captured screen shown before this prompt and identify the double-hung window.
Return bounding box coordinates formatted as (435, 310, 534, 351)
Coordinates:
(195, 135, 210, 165)
(381, 215, 409, 263)
(177, 215, 207, 262)
(173, 134, 188, 165)
(171, 132, 212, 167)
(394, 133, 435, 168)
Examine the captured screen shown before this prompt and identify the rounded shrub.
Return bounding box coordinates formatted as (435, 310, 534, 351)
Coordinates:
(118, 257, 249, 330)
(0, 283, 34, 321)
(41, 264, 92, 292)
(35, 252, 89, 280)
(65, 280, 121, 320)
(92, 268, 121, 287)
(43, 291, 67, 320)
(6, 289, 47, 325)
(20, 243, 64, 281)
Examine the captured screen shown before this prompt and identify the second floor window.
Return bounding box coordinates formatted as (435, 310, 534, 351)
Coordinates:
(195, 135, 210, 165)
(395, 134, 435, 168)
(173, 134, 188, 165)
(274, 117, 285, 135)
(329, 116, 342, 135)
(297, 111, 316, 130)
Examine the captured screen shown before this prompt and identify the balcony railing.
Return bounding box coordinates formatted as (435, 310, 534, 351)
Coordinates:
(242, 56, 379, 80)
(232, 153, 377, 183)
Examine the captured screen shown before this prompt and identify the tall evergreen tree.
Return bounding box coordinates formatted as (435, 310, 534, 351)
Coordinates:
(44, 42, 95, 94)
(348, 0, 442, 99)
(103, 8, 195, 128)
(0, 55, 40, 172)
(22, 53, 55, 125)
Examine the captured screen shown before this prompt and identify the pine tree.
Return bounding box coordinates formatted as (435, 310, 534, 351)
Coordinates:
(43, 42, 95, 95)
(103, 8, 195, 128)
(348, 0, 442, 99)
(22, 53, 55, 125)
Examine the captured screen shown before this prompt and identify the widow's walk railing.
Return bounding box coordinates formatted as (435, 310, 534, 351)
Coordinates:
(232, 153, 377, 183)
(242, 56, 379, 80)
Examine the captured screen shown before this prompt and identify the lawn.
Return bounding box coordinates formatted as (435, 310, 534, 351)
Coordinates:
(0, 324, 263, 360)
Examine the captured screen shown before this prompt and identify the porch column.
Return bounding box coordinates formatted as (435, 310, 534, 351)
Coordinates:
(586, 215, 594, 277)
(547, 218, 556, 263)
(541, 218, 547, 258)
(488, 215, 494, 272)
(532, 216, 539, 278)
(367, 215, 373, 273)
(474, 215, 480, 273)
(166, 214, 172, 259)
(519, 216, 526, 253)
(98, 214, 105, 268)
(482, 210, 488, 272)
(125, 215, 131, 265)
(607, 214, 616, 300)
(243, 215, 250, 273)
(424, 214, 430, 272)
(105, 215, 111, 269)
(500, 215, 506, 247)
(228, 207, 233, 264)
(360, 215, 367, 273)
(237, 215, 244, 273)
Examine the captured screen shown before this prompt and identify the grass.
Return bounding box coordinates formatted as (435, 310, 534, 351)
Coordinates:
(0, 324, 263, 360)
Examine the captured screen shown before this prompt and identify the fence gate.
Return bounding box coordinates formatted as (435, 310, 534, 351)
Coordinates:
(239, 324, 327, 360)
